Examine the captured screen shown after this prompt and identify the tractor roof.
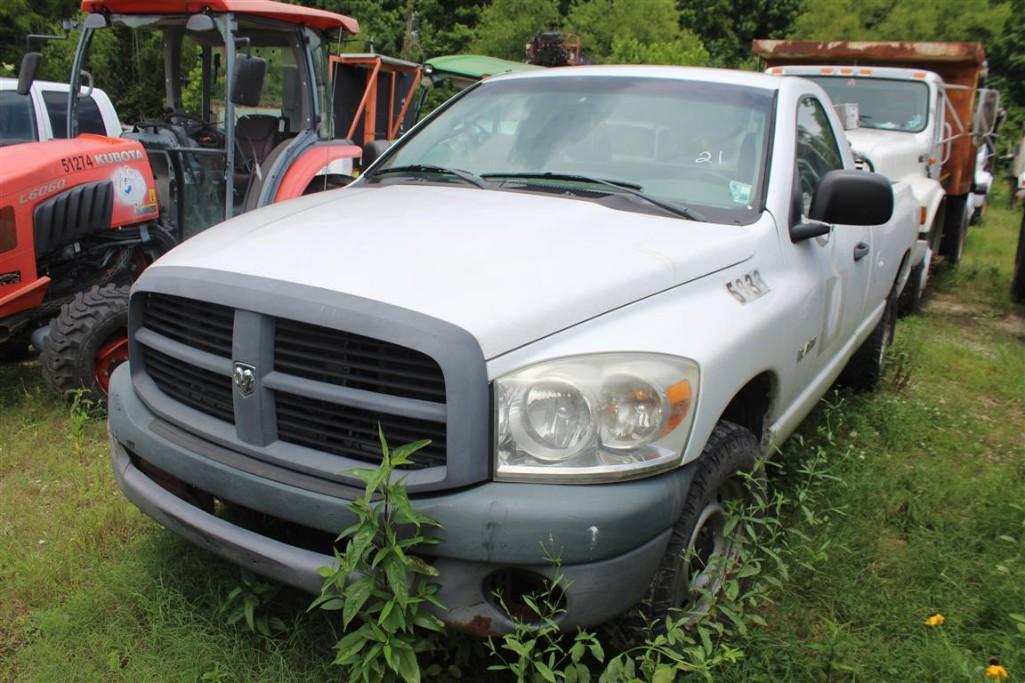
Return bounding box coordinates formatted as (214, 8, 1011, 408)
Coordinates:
(80, 0, 359, 34)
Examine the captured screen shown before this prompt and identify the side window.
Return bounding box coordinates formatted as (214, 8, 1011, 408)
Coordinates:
(0, 91, 38, 143)
(795, 96, 844, 215)
(42, 92, 107, 138)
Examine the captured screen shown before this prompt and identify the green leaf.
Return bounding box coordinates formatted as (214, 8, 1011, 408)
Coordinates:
(335, 628, 370, 663)
(395, 644, 422, 683)
(406, 555, 440, 577)
(385, 555, 409, 602)
(652, 666, 676, 683)
(343, 576, 376, 629)
(588, 640, 605, 663)
(719, 604, 748, 636)
(535, 661, 557, 682)
(310, 595, 345, 611)
(244, 600, 255, 631)
(390, 439, 432, 467)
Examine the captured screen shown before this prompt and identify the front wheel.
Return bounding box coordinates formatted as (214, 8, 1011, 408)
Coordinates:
(42, 284, 130, 409)
(636, 422, 760, 627)
(939, 195, 969, 265)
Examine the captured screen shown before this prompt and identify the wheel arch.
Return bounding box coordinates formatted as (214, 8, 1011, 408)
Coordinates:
(716, 370, 777, 448)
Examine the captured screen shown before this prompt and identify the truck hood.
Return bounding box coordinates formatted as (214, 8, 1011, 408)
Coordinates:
(846, 128, 931, 179)
(152, 184, 754, 358)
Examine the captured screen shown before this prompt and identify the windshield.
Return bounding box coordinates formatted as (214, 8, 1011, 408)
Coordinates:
(807, 76, 930, 133)
(376, 76, 774, 224)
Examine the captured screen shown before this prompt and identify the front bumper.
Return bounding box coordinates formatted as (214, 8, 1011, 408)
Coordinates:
(108, 364, 695, 633)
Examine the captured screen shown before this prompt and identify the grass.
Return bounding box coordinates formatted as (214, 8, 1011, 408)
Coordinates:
(1, 199, 1022, 682)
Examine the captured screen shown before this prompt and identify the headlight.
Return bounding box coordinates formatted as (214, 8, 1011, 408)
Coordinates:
(494, 353, 699, 483)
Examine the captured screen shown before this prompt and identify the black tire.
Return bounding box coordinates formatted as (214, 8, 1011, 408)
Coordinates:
(838, 289, 897, 392)
(635, 422, 760, 627)
(939, 195, 969, 265)
(898, 249, 930, 316)
(42, 284, 130, 409)
(1012, 210, 1025, 304)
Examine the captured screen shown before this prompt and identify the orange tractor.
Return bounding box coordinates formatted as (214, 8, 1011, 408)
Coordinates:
(0, 1, 385, 402)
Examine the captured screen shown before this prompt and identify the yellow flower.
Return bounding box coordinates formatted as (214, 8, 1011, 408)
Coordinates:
(924, 612, 945, 627)
(985, 658, 1009, 680)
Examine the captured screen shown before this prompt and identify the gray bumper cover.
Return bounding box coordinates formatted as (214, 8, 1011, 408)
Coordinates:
(108, 364, 695, 632)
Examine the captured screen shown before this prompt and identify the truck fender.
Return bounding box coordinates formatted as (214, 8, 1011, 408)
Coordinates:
(273, 141, 362, 203)
(905, 176, 945, 240)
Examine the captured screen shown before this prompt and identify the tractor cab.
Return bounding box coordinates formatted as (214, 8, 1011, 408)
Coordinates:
(60, 1, 360, 239)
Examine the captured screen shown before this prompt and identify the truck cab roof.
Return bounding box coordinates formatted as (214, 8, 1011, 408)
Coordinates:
(480, 64, 786, 91)
(767, 64, 944, 87)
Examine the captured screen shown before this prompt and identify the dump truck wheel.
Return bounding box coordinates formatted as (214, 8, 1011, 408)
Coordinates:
(43, 284, 130, 410)
(898, 247, 931, 316)
(939, 196, 969, 265)
(635, 422, 760, 628)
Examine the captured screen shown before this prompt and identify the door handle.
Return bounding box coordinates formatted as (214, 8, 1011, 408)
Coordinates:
(853, 242, 870, 262)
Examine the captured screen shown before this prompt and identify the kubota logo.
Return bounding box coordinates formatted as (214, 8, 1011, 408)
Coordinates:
(94, 149, 144, 165)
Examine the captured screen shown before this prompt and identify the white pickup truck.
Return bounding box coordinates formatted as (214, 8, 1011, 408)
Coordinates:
(0, 78, 120, 146)
(107, 66, 918, 633)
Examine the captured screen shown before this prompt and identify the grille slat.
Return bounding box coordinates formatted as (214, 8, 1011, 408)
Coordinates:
(142, 293, 234, 356)
(275, 392, 446, 469)
(275, 319, 446, 403)
(143, 347, 234, 423)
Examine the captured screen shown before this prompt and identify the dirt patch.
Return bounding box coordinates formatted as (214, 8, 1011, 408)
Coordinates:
(926, 293, 1025, 342)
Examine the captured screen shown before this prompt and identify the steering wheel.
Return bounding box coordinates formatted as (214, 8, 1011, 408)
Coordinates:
(166, 112, 224, 148)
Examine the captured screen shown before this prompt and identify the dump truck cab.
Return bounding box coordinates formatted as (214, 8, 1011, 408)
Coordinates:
(754, 40, 990, 314)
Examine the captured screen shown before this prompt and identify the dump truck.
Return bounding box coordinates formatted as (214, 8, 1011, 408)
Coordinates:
(753, 40, 992, 313)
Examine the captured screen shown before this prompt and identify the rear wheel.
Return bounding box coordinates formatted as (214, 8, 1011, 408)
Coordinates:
(42, 284, 130, 409)
(636, 422, 760, 627)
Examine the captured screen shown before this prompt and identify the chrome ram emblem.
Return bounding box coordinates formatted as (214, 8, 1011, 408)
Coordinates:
(233, 362, 257, 398)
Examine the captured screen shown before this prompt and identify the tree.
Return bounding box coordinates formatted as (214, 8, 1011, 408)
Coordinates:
(678, 0, 802, 67)
(469, 0, 562, 60)
(607, 32, 709, 66)
(568, 0, 682, 60)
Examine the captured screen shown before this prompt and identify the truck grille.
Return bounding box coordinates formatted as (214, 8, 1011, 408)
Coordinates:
(142, 346, 235, 423)
(275, 392, 447, 468)
(275, 319, 446, 403)
(142, 293, 234, 356)
(134, 293, 447, 472)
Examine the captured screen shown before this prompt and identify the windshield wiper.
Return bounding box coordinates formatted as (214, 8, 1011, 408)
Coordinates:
(371, 164, 489, 189)
(482, 172, 705, 221)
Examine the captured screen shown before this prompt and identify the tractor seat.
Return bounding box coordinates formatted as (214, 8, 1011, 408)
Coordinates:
(235, 114, 279, 175)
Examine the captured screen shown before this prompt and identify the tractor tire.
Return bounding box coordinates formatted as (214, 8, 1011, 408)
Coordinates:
(634, 422, 760, 628)
(1012, 210, 1025, 304)
(42, 284, 130, 410)
(838, 288, 897, 392)
(939, 195, 969, 265)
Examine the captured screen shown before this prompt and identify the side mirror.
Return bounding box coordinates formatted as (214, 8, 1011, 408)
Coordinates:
(229, 54, 266, 107)
(17, 52, 42, 96)
(82, 13, 109, 29)
(791, 170, 894, 242)
(185, 13, 216, 32)
(362, 139, 392, 169)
